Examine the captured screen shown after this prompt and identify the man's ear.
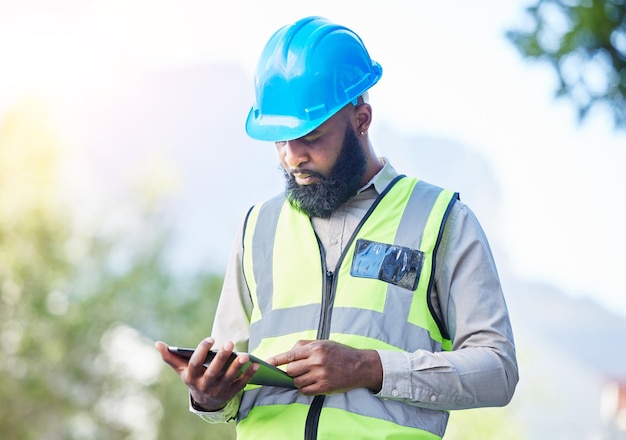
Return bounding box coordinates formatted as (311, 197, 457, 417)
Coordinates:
(354, 101, 372, 134)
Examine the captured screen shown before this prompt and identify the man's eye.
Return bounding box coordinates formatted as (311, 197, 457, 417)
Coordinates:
(302, 137, 320, 145)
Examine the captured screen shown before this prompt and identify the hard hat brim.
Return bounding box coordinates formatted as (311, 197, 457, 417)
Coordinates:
(245, 107, 336, 142)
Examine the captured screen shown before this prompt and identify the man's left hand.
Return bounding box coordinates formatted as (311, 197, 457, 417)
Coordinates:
(267, 340, 382, 395)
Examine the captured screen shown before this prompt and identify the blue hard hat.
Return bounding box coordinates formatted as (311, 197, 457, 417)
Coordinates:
(245, 16, 383, 141)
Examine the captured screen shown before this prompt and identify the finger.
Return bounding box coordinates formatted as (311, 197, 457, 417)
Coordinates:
(155, 341, 189, 371)
(268, 340, 313, 366)
(186, 338, 216, 376)
(267, 349, 298, 367)
(297, 383, 325, 396)
(239, 361, 260, 384)
(294, 339, 314, 347)
(220, 353, 250, 383)
(292, 374, 322, 396)
(267, 339, 316, 367)
(202, 341, 236, 379)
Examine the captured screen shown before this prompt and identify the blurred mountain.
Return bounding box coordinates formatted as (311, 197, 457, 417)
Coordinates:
(66, 63, 626, 439)
(503, 274, 626, 439)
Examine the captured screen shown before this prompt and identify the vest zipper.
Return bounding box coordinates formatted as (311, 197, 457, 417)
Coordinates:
(304, 253, 336, 439)
(304, 395, 325, 440)
(317, 270, 335, 340)
(302, 180, 404, 439)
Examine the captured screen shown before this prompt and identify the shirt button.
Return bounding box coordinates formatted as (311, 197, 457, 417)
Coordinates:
(329, 238, 338, 245)
(391, 389, 399, 397)
(430, 395, 437, 402)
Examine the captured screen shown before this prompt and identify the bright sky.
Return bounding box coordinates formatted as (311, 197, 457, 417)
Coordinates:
(1, 0, 625, 317)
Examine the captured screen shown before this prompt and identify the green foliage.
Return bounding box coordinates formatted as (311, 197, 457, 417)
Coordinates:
(507, 0, 626, 128)
(0, 98, 234, 439)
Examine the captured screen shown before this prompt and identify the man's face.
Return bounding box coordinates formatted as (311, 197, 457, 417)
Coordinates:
(276, 115, 367, 218)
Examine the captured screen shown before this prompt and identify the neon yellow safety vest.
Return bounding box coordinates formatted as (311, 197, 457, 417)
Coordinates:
(238, 176, 458, 440)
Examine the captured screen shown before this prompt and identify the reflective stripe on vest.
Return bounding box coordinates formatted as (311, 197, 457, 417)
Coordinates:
(238, 176, 458, 439)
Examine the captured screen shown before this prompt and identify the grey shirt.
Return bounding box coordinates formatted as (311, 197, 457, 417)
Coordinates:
(193, 159, 518, 421)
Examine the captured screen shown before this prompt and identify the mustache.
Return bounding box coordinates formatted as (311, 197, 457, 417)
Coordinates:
(289, 168, 324, 179)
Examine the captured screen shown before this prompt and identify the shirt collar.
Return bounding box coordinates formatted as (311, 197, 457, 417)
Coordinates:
(356, 158, 400, 195)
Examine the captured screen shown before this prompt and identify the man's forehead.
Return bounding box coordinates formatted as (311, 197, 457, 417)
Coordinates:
(276, 106, 351, 142)
(301, 110, 350, 139)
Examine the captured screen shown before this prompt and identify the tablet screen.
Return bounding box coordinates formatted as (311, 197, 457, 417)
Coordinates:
(167, 346, 295, 389)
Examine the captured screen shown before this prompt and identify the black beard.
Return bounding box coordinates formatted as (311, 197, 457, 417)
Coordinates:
(282, 126, 367, 218)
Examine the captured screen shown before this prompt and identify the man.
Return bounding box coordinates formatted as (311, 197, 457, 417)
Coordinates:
(157, 16, 518, 439)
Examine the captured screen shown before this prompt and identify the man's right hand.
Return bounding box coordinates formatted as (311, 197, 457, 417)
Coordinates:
(155, 338, 259, 412)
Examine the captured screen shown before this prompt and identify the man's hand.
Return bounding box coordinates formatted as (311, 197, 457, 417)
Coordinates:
(267, 340, 382, 395)
(155, 338, 258, 411)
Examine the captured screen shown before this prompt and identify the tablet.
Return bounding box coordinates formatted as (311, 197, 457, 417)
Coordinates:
(167, 346, 295, 389)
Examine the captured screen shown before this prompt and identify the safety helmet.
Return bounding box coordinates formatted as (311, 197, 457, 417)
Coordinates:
(245, 16, 383, 141)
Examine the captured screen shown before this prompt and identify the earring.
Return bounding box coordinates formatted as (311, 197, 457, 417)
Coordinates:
(360, 131, 365, 136)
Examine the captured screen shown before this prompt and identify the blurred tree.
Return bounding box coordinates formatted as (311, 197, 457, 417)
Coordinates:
(0, 98, 235, 439)
(507, 0, 626, 128)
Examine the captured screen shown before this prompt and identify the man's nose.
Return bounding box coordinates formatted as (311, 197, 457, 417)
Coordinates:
(283, 140, 308, 168)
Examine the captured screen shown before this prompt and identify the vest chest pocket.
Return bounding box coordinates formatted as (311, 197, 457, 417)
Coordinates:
(350, 239, 425, 291)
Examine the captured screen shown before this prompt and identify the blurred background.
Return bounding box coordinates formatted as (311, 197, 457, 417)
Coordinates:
(1, 1, 625, 439)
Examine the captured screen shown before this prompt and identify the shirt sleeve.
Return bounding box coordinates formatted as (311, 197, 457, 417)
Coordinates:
(210, 217, 253, 353)
(375, 201, 519, 410)
(189, 391, 241, 423)
(189, 214, 253, 422)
